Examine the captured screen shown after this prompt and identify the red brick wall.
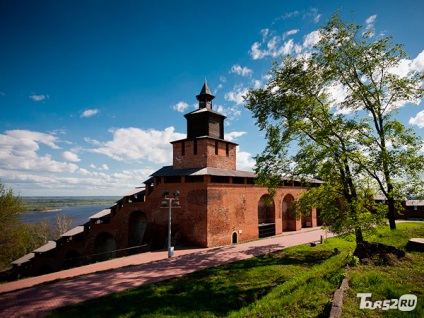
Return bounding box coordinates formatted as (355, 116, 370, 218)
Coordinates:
(17, 175, 318, 278)
(173, 139, 236, 170)
(205, 183, 310, 247)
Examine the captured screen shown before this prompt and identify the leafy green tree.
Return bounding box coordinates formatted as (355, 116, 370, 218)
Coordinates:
(0, 182, 74, 272)
(247, 54, 382, 243)
(0, 181, 26, 270)
(246, 13, 424, 242)
(313, 14, 424, 230)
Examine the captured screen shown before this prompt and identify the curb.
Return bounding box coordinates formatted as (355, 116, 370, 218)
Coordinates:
(329, 274, 349, 318)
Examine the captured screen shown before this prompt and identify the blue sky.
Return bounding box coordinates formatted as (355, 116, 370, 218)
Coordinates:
(1, 0, 424, 196)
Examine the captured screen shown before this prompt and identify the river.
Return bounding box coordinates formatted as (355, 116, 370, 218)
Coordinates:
(20, 204, 113, 227)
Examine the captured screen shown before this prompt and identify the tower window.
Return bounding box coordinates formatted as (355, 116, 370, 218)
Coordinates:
(226, 143, 229, 157)
(194, 139, 197, 155)
(215, 140, 218, 155)
(181, 141, 185, 156)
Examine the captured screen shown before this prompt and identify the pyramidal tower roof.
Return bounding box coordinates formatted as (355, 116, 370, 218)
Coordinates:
(196, 80, 215, 109)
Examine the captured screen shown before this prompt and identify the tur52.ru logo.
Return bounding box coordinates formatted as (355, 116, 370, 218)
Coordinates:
(357, 293, 417, 311)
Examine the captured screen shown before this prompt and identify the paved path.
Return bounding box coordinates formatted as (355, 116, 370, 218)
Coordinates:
(0, 227, 333, 317)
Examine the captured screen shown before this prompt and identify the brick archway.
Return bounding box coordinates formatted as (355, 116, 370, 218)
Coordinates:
(128, 211, 148, 254)
(232, 232, 238, 244)
(282, 194, 297, 231)
(258, 194, 275, 238)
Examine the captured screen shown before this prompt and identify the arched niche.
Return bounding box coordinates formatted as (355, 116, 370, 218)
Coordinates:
(282, 194, 297, 231)
(258, 194, 276, 238)
(128, 211, 148, 254)
(94, 232, 117, 262)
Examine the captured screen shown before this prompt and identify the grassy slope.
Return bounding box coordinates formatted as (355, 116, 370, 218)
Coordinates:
(48, 223, 424, 318)
(342, 223, 424, 318)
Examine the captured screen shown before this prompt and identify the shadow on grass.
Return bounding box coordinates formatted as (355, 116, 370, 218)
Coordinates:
(50, 271, 278, 317)
(49, 245, 337, 318)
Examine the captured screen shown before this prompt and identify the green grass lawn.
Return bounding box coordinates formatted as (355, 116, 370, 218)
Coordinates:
(48, 222, 424, 318)
(342, 222, 424, 318)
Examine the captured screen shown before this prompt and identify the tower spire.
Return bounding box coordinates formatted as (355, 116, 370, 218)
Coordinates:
(196, 80, 215, 109)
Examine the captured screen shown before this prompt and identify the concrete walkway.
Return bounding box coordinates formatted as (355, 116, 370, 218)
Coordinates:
(0, 227, 333, 317)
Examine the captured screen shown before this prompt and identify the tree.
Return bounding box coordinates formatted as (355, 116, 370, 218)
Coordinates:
(313, 14, 424, 230)
(0, 182, 75, 273)
(0, 181, 26, 270)
(247, 55, 383, 243)
(246, 13, 424, 242)
(51, 213, 73, 239)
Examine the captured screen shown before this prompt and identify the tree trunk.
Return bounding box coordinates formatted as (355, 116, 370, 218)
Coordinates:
(355, 227, 364, 244)
(387, 197, 396, 230)
(385, 180, 396, 230)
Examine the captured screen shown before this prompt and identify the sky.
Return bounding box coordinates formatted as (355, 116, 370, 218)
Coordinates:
(1, 0, 424, 196)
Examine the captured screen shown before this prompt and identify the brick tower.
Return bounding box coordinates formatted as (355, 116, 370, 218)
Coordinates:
(171, 81, 238, 170)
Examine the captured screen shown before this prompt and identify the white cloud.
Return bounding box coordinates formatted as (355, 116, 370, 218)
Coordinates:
(89, 126, 185, 164)
(409, 110, 424, 128)
(260, 28, 270, 39)
(62, 151, 81, 162)
(4, 130, 60, 149)
(81, 109, 99, 118)
(236, 147, 255, 171)
(250, 36, 303, 60)
(0, 130, 80, 174)
(274, 8, 320, 24)
(303, 30, 321, 49)
(325, 83, 351, 114)
(411, 50, 424, 72)
(220, 76, 227, 83)
(29, 94, 49, 102)
(262, 74, 272, 81)
(84, 137, 102, 146)
(276, 11, 300, 21)
(309, 8, 321, 23)
(213, 84, 223, 95)
(172, 101, 189, 113)
(78, 168, 91, 175)
(225, 131, 247, 141)
(364, 14, 377, 36)
(250, 42, 265, 60)
(366, 14, 377, 28)
(387, 51, 424, 80)
(385, 50, 424, 107)
(2, 166, 156, 196)
(230, 64, 253, 77)
(282, 29, 299, 40)
(216, 104, 242, 121)
(101, 164, 109, 170)
(224, 86, 249, 105)
(250, 8, 323, 61)
(251, 79, 262, 89)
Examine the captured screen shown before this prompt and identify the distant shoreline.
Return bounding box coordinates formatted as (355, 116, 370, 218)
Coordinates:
(22, 196, 120, 214)
(38, 208, 62, 213)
